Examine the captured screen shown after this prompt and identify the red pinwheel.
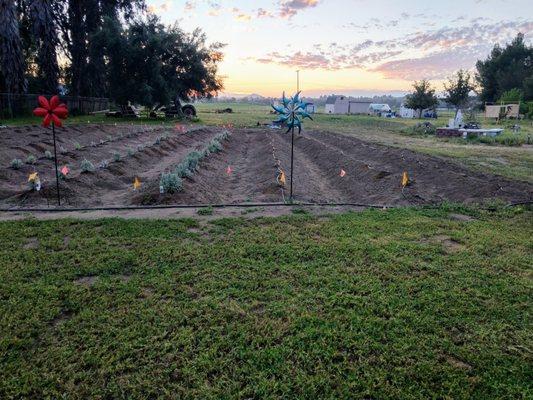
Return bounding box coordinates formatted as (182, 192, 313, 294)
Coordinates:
(33, 95, 68, 127)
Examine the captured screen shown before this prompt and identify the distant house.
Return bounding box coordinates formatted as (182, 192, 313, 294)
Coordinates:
(348, 101, 372, 114)
(325, 98, 335, 114)
(325, 96, 372, 114)
(399, 104, 416, 118)
(305, 103, 316, 114)
(369, 103, 391, 116)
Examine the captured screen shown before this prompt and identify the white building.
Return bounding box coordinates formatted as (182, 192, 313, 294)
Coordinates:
(399, 104, 416, 118)
(325, 96, 372, 114)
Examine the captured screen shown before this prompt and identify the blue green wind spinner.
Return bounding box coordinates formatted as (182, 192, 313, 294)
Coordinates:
(272, 91, 313, 134)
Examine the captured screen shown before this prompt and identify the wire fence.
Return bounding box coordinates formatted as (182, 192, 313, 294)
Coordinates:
(0, 93, 109, 118)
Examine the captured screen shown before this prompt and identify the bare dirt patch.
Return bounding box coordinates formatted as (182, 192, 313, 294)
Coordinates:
(74, 276, 98, 286)
(23, 237, 39, 249)
(1, 126, 531, 210)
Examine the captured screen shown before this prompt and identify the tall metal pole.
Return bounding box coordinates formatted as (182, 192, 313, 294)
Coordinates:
(297, 70, 300, 92)
(52, 123, 61, 206)
(290, 121, 295, 202)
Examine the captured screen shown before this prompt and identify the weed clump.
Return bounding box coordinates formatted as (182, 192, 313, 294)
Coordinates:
(44, 150, 53, 159)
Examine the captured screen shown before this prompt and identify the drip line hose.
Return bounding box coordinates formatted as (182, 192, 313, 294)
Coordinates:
(0, 200, 530, 214)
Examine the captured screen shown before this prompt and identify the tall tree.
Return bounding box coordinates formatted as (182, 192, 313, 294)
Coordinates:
(29, 0, 59, 93)
(443, 69, 475, 116)
(476, 33, 533, 103)
(103, 16, 224, 106)
(0, 0, 28, 93)
(405, 80, 438, 118)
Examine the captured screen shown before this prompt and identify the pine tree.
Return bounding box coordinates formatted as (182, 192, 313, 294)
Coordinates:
(0, 0, 28, 94)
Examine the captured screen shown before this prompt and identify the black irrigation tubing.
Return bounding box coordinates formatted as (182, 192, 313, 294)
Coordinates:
(0, 200, 530, 214)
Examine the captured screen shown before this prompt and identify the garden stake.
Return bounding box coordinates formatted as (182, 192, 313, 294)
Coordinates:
(271, 92, 312, 203)
(33, 95, 69, 206)
(52, 122, 60, 205)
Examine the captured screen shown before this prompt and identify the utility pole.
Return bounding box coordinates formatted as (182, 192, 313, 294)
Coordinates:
(296, 70, 300, 93)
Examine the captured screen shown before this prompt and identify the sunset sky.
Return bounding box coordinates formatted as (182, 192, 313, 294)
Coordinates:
(146, 0, 532, 97)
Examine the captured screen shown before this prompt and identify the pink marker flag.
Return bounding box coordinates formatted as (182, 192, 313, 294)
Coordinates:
(226, 166, 232, 175)
(61, 165, 69, 176)
(340, 169, 346, 177)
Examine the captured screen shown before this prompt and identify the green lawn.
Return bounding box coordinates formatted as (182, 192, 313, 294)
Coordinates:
(1, 205, 532, 398)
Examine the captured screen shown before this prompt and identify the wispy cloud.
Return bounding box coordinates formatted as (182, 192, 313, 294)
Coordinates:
(278, 0, 320, 18)
(252, 19, 533, 80)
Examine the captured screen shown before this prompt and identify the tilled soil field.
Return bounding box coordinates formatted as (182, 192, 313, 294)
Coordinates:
(0, 125, 531, 208)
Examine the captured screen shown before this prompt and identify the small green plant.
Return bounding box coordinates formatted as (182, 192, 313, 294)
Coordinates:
(113, 152, 121, 162)
(74, 142, 82, 150)
(44, 150, 53, 159)
(127, 148, 134, 157)
(186, 151, 202, 171)
(175, 162, 193, 178)
(155, 137, 161, 145)
(208, 139, 222, 153)
(26, 154, 36, 165)
(291, 207, 309, 215)
(107, 135, 112, 141)
(10, 158, 23, 169)
(137, 145, 144, 152)
(159, 172, 182, 193)
(80, 159, 95, 173)
(91, 141, 97, 147)
(197, 206, 213, 216)
(98, 160, 109, 169)
(59, 145, 68, 154)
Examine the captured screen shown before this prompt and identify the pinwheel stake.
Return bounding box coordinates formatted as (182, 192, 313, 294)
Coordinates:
(272, 92, 312, 202)
(33, 96, 68, 205)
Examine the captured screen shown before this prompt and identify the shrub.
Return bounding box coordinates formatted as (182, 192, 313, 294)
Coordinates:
(113, 152, 121, 162)
(208, 139, 222, 153)
(10, 158, 23, 169)
(412, 122, 436, 135)
(26, 154, 36, 164)
(186, 151, 202, 171)
(80, 159, 95, 173)
(179, 163, 194, 178)
(44, 150, 53, 159)
(160, 172, 182, 193)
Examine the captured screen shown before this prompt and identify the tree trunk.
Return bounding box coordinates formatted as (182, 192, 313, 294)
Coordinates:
(29, 0, 59, 94)
(0, 0, 27, 94)
(67, 0, 86, 96)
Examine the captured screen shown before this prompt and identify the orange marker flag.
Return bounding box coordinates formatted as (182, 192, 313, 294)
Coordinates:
(133, 176, 141, 190)
(401, 171, 409, 187)
(277, 169, 286, 186)
(340, 169, 346, 177)
(226, 165, 232, 175)
(28, 172, 38, 182)
(60, 165, 69, 176)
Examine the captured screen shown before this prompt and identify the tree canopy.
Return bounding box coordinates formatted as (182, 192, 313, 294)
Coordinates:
(476, 33, 533, 103)
(404, 80, 438, 116)
(0, 0, 224, 108)
(443, 69, 475, 113)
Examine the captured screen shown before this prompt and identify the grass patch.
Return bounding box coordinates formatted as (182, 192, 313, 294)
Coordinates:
(0, 206, 531, 398)
(197, 206, 214, 215)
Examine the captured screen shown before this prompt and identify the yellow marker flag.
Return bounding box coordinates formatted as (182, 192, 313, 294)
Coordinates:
(401, 171, 409, 187)
(278, 170, 286, 186)
(28, 172, 38, 182)
(133, 177, 141, 190)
